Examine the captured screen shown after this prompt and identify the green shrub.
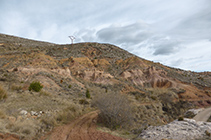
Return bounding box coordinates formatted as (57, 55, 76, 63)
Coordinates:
(28, 81, 43, 92)
(86, 89, 91, 99)
(0, 86, 7, 100)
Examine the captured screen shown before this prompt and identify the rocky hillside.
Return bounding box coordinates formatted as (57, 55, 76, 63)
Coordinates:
(0, 33, 211, 139)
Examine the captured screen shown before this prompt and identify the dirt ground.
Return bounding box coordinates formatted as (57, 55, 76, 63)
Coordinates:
(0, 133, 20, 140)
(40, 111, 126, 140)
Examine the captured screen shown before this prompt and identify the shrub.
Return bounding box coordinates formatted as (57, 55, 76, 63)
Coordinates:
(68, 84, 72, 88)
(28, 81, 43, 92)
(178, 116, 184, 121)
(0, 86, 7, 100)
(86, 89, 91, 99)
(79, 99, 89, 105)
(55, 105, 81, 124)
(11, 84, 22, 91)
(208, 115, 211, 122)
(205, 130, 211, 137)
(0, 110, 6, 119)
(92, 93, 133, 130)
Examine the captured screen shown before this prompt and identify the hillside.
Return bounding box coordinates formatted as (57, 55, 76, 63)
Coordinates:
(0, 33, 211, 139)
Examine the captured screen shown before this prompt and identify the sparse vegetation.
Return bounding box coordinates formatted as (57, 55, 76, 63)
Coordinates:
(28, 81, 43, 92)
(39, 90, 51, 96)
(0, 110, 6, 119)
(55, 105, 82, 124)
(10, 84, 22, 92)
(10, 120, 41, 138)
(0, 33, 211, 139)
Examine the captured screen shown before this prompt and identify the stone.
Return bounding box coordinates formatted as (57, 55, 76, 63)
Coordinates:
(19, 110, 27, 115)
(31, 111, 38, 116)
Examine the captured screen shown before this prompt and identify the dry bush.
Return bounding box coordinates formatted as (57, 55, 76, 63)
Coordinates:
(39, 90, 51, 96)
(0, 85, 7, 100)
(92, 93, 134, 130)
(148, 88, 178, 103)
(208, 115, 211, 122)
(40, 116, 57, 131)
(10, 84, 22, 92)
(0, 110, 6, 119)
(55, 104, 82, 124)
(9, 119, 41, 139)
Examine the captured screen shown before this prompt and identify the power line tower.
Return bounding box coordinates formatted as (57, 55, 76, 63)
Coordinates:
(68, 36, 75, 46)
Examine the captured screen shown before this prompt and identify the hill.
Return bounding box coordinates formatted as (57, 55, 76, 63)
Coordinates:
(0, 33, 211, 139)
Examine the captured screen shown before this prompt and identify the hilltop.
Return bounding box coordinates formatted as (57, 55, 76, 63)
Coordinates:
(0, 33, 211, 139)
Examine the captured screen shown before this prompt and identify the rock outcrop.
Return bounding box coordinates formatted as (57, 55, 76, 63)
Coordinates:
(138, 118, 211, 140)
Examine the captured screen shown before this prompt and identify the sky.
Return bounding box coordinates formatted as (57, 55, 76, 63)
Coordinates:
(0, 0, 211, 72)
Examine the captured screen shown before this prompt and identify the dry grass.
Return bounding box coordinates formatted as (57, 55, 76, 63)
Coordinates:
(146, 88, 178, 102)
(0, 85, 85, 139)
(0, 110, 6, 119)
(54, 104, 82, 124)
(4, 119, 41, 139)
(39, 90, 51, 97)
(0, 85, 7, 100)
(10, 84, 23, 92)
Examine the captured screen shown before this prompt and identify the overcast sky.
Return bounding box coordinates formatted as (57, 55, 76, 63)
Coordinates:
(0, 0, 211, 72)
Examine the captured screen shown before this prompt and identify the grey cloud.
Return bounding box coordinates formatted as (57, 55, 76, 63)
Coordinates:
(152, 39, 181, 55)
(170, 4, 211, 39)
(170, 59, 183, 67)
(74, 29, 96, 43)
(96, 22, 153, 45)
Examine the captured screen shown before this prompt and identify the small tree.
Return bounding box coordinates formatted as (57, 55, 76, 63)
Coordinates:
(86, 89, 91, 99)
(28, 81, 43, 92)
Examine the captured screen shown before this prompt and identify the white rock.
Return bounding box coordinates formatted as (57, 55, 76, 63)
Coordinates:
(31, 111, 38, 116)
(139, 118, 211, 140)
(19, 110, 28, 115)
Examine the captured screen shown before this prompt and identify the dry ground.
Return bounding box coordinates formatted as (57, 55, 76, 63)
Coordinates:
(40, 111, 126, 140)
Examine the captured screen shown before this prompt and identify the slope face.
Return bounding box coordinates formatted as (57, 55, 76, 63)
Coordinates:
(1, 34, 209, 102)
(0, 33, 211, 139)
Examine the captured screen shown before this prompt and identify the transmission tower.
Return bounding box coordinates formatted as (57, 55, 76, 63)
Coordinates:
(68, 36, 75, 46)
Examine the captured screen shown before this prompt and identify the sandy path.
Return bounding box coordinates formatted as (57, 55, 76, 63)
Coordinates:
(193, 107, 211, 122)
(40, 111, 125, 140)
